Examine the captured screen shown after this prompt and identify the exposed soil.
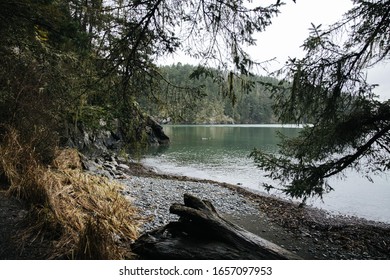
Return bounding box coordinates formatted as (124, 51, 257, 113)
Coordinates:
(0, 189, 54, 259)
(1, 162, 390, 260)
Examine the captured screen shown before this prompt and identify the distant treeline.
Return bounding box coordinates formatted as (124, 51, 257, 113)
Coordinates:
(139, 64, 282, 124)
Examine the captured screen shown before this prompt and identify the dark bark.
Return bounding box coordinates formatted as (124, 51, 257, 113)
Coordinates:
(132, 194, 302, 260)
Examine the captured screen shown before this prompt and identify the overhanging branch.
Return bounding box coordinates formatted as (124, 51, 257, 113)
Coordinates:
(324, 123, 390, 178)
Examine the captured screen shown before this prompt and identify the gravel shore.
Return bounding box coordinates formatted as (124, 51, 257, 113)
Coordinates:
(120, 176, 260, 232)
(115, 160, 390, 260)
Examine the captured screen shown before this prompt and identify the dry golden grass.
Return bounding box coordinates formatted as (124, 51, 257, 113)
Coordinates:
(0, 127, 140, 259)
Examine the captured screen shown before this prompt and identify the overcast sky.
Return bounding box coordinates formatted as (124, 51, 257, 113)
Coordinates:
(253, 0, 389, 100)
(250, 0, 351, 65)
(160, 0, 389, 100)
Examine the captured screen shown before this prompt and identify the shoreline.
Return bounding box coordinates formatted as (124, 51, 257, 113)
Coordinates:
(2, 155, 390, 260)
(126, 160, 390, 228)
(119, 159, 390, 259)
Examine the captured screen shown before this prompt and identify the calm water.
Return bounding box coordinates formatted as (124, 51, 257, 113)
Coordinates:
(142, 125, 390, 223)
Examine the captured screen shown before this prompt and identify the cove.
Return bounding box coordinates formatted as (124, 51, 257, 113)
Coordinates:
(142, 124, 390, 223)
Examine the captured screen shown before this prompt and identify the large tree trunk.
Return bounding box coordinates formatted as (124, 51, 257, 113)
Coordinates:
(132, 194, 302, 259)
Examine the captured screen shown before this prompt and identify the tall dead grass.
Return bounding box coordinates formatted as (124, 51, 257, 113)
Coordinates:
(0, 127, 140, 259)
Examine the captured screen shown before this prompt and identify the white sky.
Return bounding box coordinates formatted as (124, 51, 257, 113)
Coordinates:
(160, 0, 389, 100)
(249, 0, 352, 67)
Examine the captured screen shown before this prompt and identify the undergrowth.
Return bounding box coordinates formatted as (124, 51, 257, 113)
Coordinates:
(0, 127, 140, 259)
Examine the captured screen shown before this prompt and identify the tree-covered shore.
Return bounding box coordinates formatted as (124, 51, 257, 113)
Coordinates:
(140, 63, 280, 125)
(1, 0, 389, 259)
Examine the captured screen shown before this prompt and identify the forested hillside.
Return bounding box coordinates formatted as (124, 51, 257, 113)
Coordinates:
(0, 0, 286, 259)
(140, 63, 280, 124)
(1, 0, 389, 261)
(0, 0, 285, 155)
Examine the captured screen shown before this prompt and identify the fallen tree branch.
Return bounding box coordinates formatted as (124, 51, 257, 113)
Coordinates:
(132, 193, 301, 259)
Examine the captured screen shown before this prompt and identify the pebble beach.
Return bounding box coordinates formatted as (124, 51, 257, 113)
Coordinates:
(86, 155, 390, 260)
(120, 176, 260, 232)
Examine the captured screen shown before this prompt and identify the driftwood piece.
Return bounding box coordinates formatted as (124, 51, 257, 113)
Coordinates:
(132, 194, 302, 259)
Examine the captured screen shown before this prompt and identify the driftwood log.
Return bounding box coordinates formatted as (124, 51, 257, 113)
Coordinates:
(132, 194, 302, 259)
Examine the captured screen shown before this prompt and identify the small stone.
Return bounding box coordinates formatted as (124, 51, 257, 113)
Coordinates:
(118, 163, 130, 170)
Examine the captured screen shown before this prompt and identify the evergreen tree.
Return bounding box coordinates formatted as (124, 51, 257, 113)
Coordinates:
(251, 0, 390, 201)
(0, 0, 287, 154)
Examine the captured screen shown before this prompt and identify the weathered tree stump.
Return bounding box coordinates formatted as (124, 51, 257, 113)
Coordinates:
(132, 194, 302, 259)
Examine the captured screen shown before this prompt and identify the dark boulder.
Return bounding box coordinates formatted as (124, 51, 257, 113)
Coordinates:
(146, 116, 170, 145)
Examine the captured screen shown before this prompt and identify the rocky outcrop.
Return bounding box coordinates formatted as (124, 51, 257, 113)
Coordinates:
(146, 116, 170, 145)
(63, 116, 169, 156)
(63, 120, 121, 156)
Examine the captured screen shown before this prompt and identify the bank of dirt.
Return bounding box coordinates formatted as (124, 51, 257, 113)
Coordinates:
(0, 190, 54, 259)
